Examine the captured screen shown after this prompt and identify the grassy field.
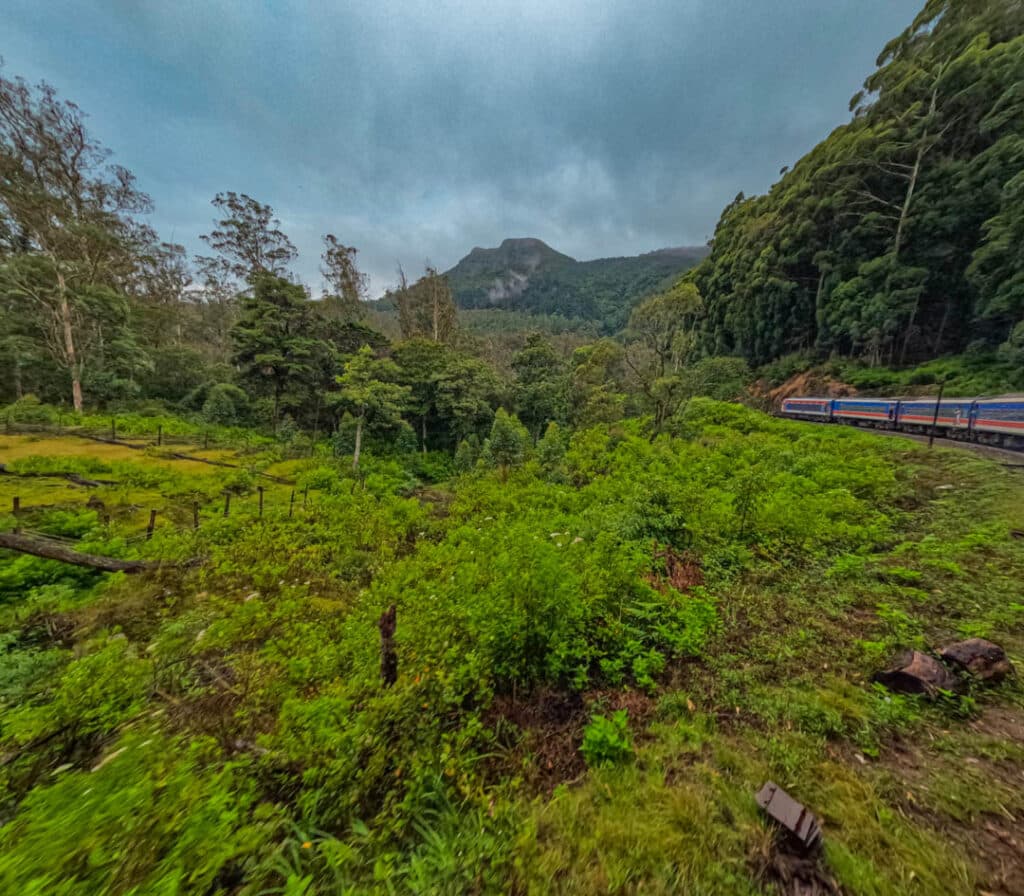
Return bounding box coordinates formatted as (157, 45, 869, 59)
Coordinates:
(0, 405, 1021, 895)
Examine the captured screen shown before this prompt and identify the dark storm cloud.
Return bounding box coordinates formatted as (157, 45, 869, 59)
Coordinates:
(4, 0, 922, 292)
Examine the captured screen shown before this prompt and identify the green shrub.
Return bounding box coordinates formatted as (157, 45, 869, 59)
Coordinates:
(202, 383, 249, 425)
(453, 436, 480, 473)
(581, 709, 633, 768)
(0, 733, 276, 895)
(1, 395, 62, 425)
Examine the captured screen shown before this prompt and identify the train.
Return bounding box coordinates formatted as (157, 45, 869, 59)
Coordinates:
(779, 395, 1024, 450)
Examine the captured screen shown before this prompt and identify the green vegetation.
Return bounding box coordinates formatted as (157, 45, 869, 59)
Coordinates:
(3, 1, 1024, 891)
(581, 710, 634, 769)
(693, 0, 1023, 369)
(0, 402, 1021, 894)
(757, 350, 1024, 398)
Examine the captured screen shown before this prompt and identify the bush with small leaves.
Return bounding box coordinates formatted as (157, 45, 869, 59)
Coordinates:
(581, 710, 633, 768)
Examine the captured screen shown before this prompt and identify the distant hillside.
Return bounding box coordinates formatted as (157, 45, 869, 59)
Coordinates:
(445, 238, 707, 332)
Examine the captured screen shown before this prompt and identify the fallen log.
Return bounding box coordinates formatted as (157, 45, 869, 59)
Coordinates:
(76, 439, 294, 484)
(0, 464, 117, 488)
(159, 451, 295, 484)
(10, 433, 294, 485)
(0, 532, 179, 573)
(76, 433, 147, 450)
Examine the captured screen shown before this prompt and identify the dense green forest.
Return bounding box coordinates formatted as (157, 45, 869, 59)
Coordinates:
(0, 67, 743, 444)
(2, 1, 1024, 894)
(692, 0, 1024, 369)
(4, 0, 1023, 425)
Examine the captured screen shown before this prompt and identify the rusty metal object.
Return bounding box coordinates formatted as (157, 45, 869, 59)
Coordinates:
(873, 649, 956, 695)
(756, 782, 823, 852)
(940, 639, 1014, 683)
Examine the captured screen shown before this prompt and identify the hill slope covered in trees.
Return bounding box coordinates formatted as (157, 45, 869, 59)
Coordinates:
(691, 0, 1024, 370)
(446, 238, 707, 332)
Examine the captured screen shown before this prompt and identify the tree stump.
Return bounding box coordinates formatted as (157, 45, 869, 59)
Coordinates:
(874, 650, 956, 695)
(379, 604, 397, 687)
(940, 639, 1014, 683)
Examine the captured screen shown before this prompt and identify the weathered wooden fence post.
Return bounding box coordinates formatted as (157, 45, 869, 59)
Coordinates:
(258, 486, 264, 517)
(146, 509, 157, 540)
(223, 492, 231, 517)
(288, 489, 295, 519)
(157, 424, 163, 447)
(379, 604, 397, 687)
(12, 497, 21, 534)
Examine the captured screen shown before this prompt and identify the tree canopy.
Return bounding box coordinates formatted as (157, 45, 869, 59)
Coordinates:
(692, 0, 1024, 367)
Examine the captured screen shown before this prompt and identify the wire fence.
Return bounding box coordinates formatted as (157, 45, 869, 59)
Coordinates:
(4, 416, 222, 448)
(1, 418, 326, 556)
(5, 481, 316, 555)
(1, 418, 298, 484)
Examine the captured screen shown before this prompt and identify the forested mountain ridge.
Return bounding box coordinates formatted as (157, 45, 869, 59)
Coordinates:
(446, 238, 708, 331)
(691, 0, 1024, 369)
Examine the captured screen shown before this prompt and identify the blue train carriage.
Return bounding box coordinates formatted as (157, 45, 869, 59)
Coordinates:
(831, 397, 901, 429)
(896, 397, 976, 439)
(780, 397, 834, 420)
(973, 396, 1024, 449)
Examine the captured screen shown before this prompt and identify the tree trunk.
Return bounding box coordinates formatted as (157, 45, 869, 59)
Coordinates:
(896, 82, 938, 366)
(894, 81, 937, 259)
(421, 416, 428, 454)
(813, 268, 826, 346)
(893, 150, 922, 260)
(56, 271, 83, 412)
(353, 417, 363, 471)
(933, 297, 952, 355)
(0, 532, 171, 573)
(895, 144, 923, 365)
(378, 604, 398, 687)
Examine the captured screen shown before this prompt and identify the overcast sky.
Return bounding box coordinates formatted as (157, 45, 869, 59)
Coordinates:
(5, 0, 922, 294)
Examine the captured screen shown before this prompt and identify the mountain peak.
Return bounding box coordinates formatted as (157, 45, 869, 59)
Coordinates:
(496, 236, 568, 255)
(445, 238, 707, 331)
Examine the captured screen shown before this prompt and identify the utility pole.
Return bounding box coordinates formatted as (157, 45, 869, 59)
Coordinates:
(928, 378, 946, 449)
